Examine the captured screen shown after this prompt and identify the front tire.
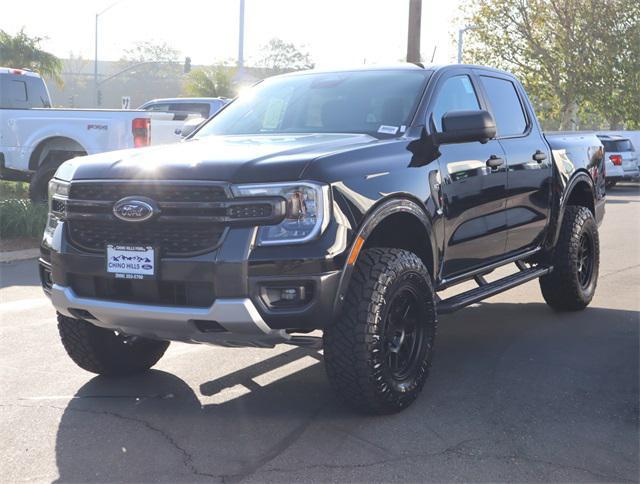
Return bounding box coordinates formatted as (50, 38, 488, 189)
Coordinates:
(57, 313, 169, 376)
(323, 248, 437, 414)
(539, 206, 599, 311)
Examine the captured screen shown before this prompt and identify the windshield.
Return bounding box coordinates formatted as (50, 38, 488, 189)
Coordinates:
(602, 139, 634, 152)
(194, 70, 431, 139)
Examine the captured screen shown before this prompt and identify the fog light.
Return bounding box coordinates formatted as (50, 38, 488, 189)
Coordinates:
(260, 284, 312, 309)
(281, 287, 302, 301)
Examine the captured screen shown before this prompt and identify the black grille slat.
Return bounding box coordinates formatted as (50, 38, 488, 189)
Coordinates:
(70, 274, 214, 307)
(68, 220, 225, 256)
(69, 182, 228, 202)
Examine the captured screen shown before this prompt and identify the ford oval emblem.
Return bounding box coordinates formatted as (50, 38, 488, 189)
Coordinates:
(113, 197, 156, 223)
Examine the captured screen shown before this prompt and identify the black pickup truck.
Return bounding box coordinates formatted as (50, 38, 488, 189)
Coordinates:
(41, 64, 605, 414)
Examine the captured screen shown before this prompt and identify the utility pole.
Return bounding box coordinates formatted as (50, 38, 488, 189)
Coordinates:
(406, 0, 422, 63)
(238, 0, 245, 68)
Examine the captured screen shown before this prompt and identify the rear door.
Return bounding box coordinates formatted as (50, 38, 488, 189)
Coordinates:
(476, 72, 552, 254)
(428, 70, 509, 277)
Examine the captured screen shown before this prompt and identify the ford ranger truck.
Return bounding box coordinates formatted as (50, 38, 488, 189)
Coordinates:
(40, 65, 605, 414)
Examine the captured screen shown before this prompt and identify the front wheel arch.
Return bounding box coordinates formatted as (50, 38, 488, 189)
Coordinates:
(332, 197, 437, 317)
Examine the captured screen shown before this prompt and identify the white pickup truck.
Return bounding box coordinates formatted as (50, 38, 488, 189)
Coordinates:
(0, 67, 183, 200)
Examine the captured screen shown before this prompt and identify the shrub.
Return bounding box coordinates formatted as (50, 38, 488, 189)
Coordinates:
(0, 181, 30, 200)
(0, 199, 48, 239)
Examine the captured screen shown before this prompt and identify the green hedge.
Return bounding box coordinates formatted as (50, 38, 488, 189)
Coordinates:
(0, 199, 49, 239)
(0, 181, 30, 200)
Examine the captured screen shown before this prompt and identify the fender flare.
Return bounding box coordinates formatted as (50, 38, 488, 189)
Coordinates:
(27, 134, 90, 171)
(331, 196, 437, 317)
(549, 170, 596, 248)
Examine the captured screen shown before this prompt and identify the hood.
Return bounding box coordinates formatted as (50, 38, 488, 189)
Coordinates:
(57, 133, 377, 183)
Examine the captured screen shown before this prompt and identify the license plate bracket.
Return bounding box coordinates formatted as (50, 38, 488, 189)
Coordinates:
(106, 244, 156, 280)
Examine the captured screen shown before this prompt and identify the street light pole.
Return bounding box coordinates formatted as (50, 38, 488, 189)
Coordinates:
(94, 13, 98, 105)
(94, 1, 121, 106)
(457, 25, 476, 64)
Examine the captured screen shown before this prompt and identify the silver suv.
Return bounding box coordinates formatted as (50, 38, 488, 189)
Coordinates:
(597, 134, 639, 187)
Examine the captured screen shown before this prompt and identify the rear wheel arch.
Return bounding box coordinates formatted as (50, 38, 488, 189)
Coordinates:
(549, 172, 596, 248)
(565, 176, 595, 216)
(28, 136, 87, 171)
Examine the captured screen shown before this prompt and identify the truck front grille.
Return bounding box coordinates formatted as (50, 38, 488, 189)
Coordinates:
(59, 181, 283, 257)
(65, 181, 230, 256)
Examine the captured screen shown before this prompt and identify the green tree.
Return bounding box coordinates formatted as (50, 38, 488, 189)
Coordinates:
(183, 65, 235, 98)
(255, 38, 314, 73)
(0, 29, 63, 86)
(119, 40, 181, 80)
(459, 0, 640, 130)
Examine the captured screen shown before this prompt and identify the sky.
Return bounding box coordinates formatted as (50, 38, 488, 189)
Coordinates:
(3, 0, 463, 68)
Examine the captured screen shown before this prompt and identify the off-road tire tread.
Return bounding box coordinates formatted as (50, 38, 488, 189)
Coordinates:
(323, 248, 437, 414)
(539, 205, 599, 311)
(57, 313, 169, 375)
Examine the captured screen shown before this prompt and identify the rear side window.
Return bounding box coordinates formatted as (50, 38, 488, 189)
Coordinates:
(168, 103, 210, 119)
(480, 76, 528, 137)
(432, 75, 480, 130)
(10, 80, 28, 102)
(602, 139, 634, 152)
(26, 77, 51, 107)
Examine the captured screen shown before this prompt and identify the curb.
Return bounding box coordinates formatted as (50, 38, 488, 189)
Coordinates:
(0, 248, 40, 263)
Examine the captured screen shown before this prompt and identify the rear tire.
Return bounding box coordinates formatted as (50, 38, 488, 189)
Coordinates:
(323, 248, 437, 414)
(539, 206, 599, 311)
(57, 313, 169, 376)
(29, 151, 84, 202)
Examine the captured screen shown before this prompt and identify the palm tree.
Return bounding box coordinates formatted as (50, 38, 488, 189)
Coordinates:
(0, 29, 63, 86)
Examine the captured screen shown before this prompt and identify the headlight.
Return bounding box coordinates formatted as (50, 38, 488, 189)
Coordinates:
(231, 182, 330, 245)
(48, 179, 70, 200)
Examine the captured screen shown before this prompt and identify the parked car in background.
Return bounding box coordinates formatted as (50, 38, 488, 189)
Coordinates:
(0, 68, 183, 200)
(139, 97, 230, 143)
(597, 133, 639, 187)
(139, 97, 229, 121)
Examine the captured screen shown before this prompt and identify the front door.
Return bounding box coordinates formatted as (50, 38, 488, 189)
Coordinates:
(429, 73, 509, 277)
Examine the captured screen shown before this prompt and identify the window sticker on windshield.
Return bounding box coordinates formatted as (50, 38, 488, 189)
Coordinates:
(400, 125, 407, 133)
(378, 125, 399, 135)
(461, 77, 474, 94)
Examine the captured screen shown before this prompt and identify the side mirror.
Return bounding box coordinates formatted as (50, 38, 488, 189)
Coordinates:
(437, 110, 496, 145)
(179, 118, 205, 138)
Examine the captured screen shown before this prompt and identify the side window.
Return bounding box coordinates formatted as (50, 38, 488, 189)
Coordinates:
(168, 103, 210, 118)
(10, 80, 28, 102)
(431, 75, 480, 130)
(480, 76, 527, 137)
(145, 103, 171, 112)
(26, 78, 51, 107)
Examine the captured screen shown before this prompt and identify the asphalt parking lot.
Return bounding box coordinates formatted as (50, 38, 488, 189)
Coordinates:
(1, 184, 638, 483)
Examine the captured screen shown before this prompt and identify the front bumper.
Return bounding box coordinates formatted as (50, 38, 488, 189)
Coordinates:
(51, 284, 290, 347)
(41, 216, 349, 347)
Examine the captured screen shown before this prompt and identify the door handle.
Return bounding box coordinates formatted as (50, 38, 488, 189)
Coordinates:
(533, 150, 547, 162)
(486, 155, 505, 169)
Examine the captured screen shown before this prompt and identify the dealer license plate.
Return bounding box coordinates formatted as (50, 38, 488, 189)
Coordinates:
(106, 245, 155, 279)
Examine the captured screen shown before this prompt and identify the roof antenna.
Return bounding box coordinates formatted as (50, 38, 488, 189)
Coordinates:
(430, 46, 437, 63)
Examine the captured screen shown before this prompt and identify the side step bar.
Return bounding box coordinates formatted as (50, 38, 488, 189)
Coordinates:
(437, 265, 553, 315)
